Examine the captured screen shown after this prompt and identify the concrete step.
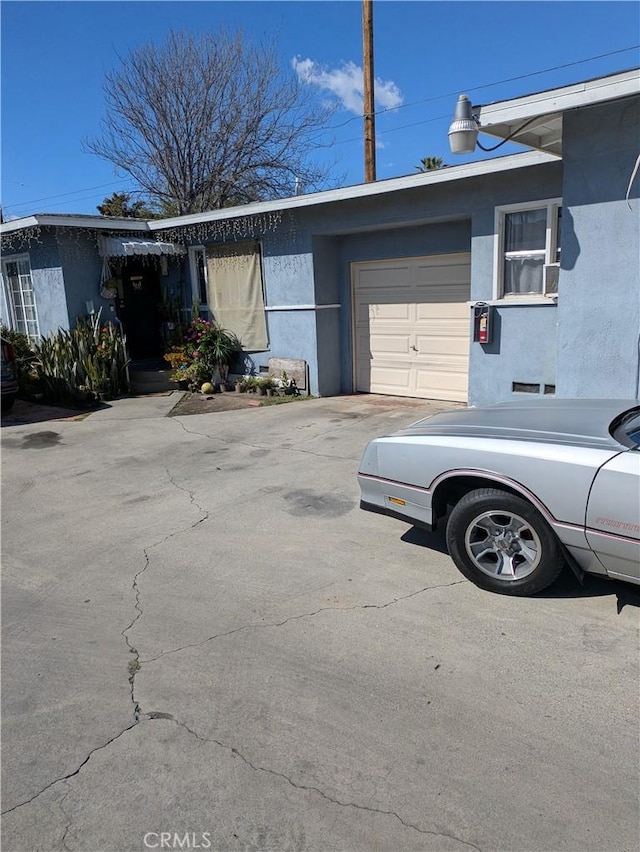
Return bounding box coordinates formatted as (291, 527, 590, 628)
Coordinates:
(129, 368, 178, 394)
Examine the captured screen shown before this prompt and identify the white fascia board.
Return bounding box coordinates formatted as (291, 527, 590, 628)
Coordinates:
(0, 214, 151, 235)
(477, 68, 640, 129)
(0, 216, 39, 234)
(148, 150, 559, 231)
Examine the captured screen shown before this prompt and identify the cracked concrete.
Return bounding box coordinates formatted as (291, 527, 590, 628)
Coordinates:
(140, 580, 466, 664)
(2, 394, 639, 852)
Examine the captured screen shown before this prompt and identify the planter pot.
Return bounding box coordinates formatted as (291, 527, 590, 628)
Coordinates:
(176, 380, 189, 390)
(256, 386, 266, 396)
(266, 388, 275, 397)
(235, 383, 246, 393)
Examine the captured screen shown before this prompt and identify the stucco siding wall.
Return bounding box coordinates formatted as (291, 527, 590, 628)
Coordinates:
(468, 208, 559, 405)
(259, 309, 319, 391)
(260, 233, 319, 390)
(312, 236, 341, 395)
(55, 230, 114, 328)
(468, 305, 557, 405)
(262, 230, 315, 306)
(557, 97, 640, 399)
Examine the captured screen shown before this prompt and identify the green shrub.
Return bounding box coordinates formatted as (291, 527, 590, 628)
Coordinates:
(32, 314, 129, 404)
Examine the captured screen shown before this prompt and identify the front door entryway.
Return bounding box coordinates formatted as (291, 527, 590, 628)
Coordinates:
(117, 261, 163, 361)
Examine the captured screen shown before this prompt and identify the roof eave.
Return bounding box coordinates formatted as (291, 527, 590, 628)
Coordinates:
(0, 214, 151, 236)
(148, 150, 559, 231)
(475, 67, 640, 153)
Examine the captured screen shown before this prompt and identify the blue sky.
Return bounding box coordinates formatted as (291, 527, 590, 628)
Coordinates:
(1, 1, 639, 219)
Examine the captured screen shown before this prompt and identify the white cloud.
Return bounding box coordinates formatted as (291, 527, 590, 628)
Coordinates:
(292, 57, 403, 116)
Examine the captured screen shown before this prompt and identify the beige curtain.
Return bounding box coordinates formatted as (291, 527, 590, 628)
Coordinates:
(205, 241, 268, 350)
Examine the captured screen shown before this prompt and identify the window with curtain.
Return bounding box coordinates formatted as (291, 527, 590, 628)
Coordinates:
(205, 241, 268, 351)
(2, 255, 40, 342)
(496, 201, 561, 297)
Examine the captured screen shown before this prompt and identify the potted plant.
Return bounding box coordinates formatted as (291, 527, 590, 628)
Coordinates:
(257, 376, 275, 396)
(187, 319, 240, 391)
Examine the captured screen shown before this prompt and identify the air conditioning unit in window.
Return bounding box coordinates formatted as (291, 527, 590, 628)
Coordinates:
(543, 263, 560, 295)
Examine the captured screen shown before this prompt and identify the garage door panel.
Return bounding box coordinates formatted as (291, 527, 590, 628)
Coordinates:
(415, 304, 469, 322)
(415, 372, 468, 402)
(369, 366, 413, 393)
(363, 302, 413, 321)
(368, 333, 412, 355)
(358, 266, 412, 288)
(414, 283, 470, 304)
(416, 352, 469, 371)
(359, 290, 415, 308)
(415, 263, 470, 284)
(354, 253, 470, 402)
(415, 323, 469, 344)
(415, 336, 469, 356)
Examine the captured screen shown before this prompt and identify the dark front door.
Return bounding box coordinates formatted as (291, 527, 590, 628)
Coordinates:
(117, 261, 163, 361)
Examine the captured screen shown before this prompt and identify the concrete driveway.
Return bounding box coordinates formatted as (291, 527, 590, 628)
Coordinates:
(2, 394, 639, 852)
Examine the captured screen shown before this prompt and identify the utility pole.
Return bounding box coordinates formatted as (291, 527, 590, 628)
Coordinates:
(363, 0, 376, 182)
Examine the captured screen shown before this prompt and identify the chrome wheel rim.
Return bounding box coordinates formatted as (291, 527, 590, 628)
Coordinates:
(464, 510, 541, 581)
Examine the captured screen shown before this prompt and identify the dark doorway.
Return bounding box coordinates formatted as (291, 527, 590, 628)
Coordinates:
(116, 260, 163, 360)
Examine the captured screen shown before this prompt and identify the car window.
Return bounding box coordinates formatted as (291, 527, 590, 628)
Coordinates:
(613, 408, 640, 449)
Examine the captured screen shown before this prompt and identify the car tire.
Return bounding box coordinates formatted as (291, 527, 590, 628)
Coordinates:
(446, 488, 565, 596)
(1, 394, 15, 413)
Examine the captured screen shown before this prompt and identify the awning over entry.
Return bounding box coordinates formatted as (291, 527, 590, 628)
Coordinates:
(98, 236, 186, 258)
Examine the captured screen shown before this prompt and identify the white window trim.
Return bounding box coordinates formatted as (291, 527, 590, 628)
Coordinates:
(493, 198, 562, 301)
(187, 246, 209, 312)
(1, 253, 41, 341)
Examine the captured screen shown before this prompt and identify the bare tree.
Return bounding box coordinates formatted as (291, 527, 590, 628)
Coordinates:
(86, 30, 336, 215)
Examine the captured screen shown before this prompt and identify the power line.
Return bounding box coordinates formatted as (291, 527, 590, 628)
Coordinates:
(3, 179, 136, 214)
(333, 113, 452, 149)
(315, 44, 640, 136)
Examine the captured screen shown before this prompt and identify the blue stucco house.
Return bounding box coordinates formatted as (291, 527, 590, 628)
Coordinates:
(2, 68, 638, 405)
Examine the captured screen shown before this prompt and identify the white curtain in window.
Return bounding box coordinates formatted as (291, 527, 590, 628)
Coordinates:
(504, 255, 544, 294)
(205, 241, 268, 350)
(503, 208, 547, 294)
(504, 209, 546, 251)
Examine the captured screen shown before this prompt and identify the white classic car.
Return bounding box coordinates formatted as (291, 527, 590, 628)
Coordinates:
(358, 398, 640, 596)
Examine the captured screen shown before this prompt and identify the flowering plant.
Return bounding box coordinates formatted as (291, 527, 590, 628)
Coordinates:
(164, 345, 191, 370)
(164, 318, 240, 387)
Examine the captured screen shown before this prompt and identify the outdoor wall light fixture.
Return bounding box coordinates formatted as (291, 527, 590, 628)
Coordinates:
(448, 95, 480, 155)
(448, 94, 542, 155)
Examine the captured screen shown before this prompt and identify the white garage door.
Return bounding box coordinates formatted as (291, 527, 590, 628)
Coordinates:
(353, 253, 471, 402)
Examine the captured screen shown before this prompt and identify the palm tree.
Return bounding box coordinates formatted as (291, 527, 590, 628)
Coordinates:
(416, 156, 446, 172)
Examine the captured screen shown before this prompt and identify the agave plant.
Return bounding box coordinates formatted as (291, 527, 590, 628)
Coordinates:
(32, 313, 130, 404)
